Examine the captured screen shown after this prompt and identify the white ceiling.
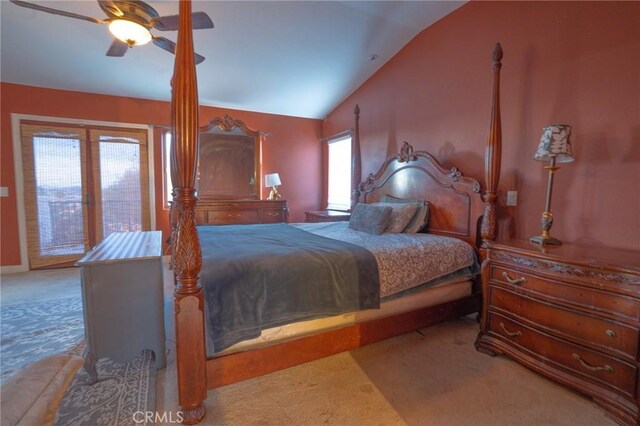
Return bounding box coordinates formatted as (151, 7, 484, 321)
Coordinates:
(1, 0, 464, 119)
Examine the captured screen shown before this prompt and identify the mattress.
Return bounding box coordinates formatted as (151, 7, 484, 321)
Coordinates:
(205, 222, 479, 356)
(215, 274, 472, 356)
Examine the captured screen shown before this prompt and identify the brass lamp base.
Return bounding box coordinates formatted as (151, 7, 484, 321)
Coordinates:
(267, 186, 281, 201)
(530, 234, 562, 246)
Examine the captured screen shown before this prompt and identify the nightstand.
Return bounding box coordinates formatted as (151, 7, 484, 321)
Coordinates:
(476, 240, 640, 425)
(305, 210, 351, 223)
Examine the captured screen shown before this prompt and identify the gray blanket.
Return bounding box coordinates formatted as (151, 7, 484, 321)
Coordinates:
(198, 223, 380, 354)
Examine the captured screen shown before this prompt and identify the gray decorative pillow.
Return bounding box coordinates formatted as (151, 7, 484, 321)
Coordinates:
(380, 194, 430, 233)
(348, 204, 392, 235)
(371, 202, 419, 233)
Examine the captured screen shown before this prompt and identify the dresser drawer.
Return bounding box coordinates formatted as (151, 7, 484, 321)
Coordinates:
(206, 209, 259, 224)
(261, 210, 285, 223)
(490, 265, 640, 321)
(488, 312, 638, 398)
(489, 286, 639, 360)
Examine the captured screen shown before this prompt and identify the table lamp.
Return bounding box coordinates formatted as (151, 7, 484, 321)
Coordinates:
(530, 124, 574, 246)
(265, 173, 282, 200)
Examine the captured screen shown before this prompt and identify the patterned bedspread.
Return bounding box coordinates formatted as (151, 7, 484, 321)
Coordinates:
(293, 222, 477, 297)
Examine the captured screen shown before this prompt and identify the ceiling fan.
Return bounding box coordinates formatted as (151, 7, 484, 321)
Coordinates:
(9, 0, 213, 64)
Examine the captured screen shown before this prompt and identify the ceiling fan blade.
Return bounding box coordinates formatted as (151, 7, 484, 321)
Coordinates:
(153, 36, 206, 65)
(194, 52, 206, 65)
(97, 0, 123, 17)
(106, 39, 129, 57)
(150, 12, 214, 31)
(152, 36, 176, 54)
(9, 0, 105, 24)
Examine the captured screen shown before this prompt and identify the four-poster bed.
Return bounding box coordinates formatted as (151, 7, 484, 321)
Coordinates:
(169, 2, 502, 423)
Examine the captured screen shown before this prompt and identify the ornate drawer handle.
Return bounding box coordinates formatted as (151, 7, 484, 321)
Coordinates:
(499, 322, 522, 337)
(502, 272, 527, 285)
(227, 213, 240, 218)
(571, 353, 613, 373)
(605, 329, 616, 338)
(266, 212, 280, 217)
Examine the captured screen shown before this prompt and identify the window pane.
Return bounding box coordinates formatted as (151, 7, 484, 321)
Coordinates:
(33, 136, 85, 256)
(99, 141, 143, 237)
(327, 136, 352, 211)
(164, 132, 173, 206)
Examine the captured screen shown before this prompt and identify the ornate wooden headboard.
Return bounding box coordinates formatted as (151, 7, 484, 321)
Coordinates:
(357, 141, 484, 248)
(349, 44, 503, 251)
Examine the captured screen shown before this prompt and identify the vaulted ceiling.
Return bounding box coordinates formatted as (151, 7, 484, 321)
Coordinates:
(1, 1, 464, 118)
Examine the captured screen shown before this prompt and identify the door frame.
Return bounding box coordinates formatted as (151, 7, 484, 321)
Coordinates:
(10, 113, 155, 272)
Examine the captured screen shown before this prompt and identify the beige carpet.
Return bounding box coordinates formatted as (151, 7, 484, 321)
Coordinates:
(3, 265, 614, 425)
(156, 316, 615, 426)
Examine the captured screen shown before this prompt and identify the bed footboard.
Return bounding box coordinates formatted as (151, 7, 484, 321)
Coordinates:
(205, 293, 481, 388)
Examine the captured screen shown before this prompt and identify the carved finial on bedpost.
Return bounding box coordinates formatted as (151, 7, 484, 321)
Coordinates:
(399, 141, 417, 163)
(351, 104, 362, 209)
(171, 0, 207, 423)
(481, 43, 503, 245)
(493, 42, 503, 66)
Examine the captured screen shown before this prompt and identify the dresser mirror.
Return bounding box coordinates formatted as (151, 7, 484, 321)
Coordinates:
(197, 115, 266, 200)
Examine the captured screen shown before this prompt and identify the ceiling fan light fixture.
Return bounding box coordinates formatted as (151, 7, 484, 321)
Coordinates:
(109, 19, 152, 46)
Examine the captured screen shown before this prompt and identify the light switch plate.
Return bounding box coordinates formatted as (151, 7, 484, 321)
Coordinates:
(506, 191, 517, 206)
(0, 187, 8, 197)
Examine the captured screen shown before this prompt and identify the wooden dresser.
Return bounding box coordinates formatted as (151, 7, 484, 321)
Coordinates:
(195, 199, 288, 225)
(476, 240, 640, 425)
(305, 210, 351, 223)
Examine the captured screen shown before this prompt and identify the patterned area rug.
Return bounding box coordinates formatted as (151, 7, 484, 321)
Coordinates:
(56, 350, 156, 426)
(0, 297, 84, 383)
(1, 296, 157, 425)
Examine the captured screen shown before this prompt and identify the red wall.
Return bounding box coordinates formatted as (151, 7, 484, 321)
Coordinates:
(323, 1, 640, 250)
(0, 83, 322, 266)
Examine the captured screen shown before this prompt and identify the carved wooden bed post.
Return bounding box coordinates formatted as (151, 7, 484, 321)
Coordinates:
(481, 43, 503, 245)
(171, 0, 207, 423)
(351, 104, 361, 209)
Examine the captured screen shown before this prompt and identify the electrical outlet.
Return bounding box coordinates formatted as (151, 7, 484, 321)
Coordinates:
(0, 187, 8, 197)
(506, 191, 517, 206)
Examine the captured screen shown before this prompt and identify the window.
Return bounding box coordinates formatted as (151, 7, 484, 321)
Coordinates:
(327, 135, 352, 211)
(163, 130, 173, 208)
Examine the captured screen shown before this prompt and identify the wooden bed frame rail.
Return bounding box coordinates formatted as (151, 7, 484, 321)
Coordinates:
(170, 2, 502, 422)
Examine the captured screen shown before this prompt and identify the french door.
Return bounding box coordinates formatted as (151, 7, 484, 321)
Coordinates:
(20, 121, 151, 269)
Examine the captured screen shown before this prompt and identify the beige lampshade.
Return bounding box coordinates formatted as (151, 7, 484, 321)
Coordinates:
(533, 125, 574, 164)
(265, 173, 281, 187)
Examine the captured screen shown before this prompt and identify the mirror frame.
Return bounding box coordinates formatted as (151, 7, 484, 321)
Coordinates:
(197, 115, 268, 200)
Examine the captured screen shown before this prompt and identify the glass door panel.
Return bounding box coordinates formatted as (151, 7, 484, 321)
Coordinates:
(21, 124, 90, 268)
(90, 129, 150, 242)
